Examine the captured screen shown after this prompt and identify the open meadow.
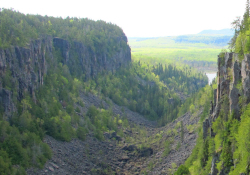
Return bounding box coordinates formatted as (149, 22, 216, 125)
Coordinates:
(129, 35, 231, 72)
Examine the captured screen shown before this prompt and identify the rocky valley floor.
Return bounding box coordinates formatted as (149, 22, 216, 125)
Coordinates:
(27, 93, 201, 175)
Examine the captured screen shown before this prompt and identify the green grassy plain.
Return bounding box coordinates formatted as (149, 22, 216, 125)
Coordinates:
(129, 36, 224, 49)
(129, 36, 229, 72)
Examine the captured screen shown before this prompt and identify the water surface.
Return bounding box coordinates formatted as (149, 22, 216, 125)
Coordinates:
(206, 73, 217, 85)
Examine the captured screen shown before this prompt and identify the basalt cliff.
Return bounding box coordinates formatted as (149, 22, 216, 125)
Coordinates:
(202, 52, 250, 174)
(0, 35, 131, 118)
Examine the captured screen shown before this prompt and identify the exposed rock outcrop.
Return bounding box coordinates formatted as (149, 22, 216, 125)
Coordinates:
(122, 144, 137, 152)
(53, 38, 70, 64)
(216, 53, 233, 107)
(229, 61, 241, 119)
(241, 54, 250, 103)
(203, 118, 210, 140)
(203, 52, 250, 174)
(0, 35, 131, 118)
(203, 52, 242, 138)
(0, 35, 52, 117)
(138, 147, 153, 157)
(210, 153, 219, 175)
(0, 89, 16, 118)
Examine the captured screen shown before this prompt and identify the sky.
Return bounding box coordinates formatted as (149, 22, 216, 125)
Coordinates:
(1, 0, 247, 37)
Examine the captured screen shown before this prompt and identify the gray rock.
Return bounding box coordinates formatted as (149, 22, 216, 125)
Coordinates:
(118, 156, 130, 162)
(48, 166, 54, 172)
(210, 154, 219, 175)
(0, 34, 131, 118)
(229, 87, 240, 119)
(213, 89, 217, 108)
(229, 61, 241, 119)
(203, 119, 210, 140)
(50, 162, 59, 169)
(122, 144, 137, 152)
(232, 61, 241, 86)
(241, 54, 250, 104)
(213, 53, 233, 121)
(0, 89, 16, 119)
(53, 37, 70, 64)
(225, 52, 233, 69)
(103, 132, 111, 139)
(138, 147, 153, 157)
(210, 101, 213, 114)
(0, 36, 52, 117)
(111, 131, 117, 138)
(115, 135, 122, 142)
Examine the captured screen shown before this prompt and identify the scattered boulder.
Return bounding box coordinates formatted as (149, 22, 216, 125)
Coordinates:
(111, 131, 117, 138)
(119, 155, 130, 162)
(115, 135, 122, 142)
(123, 129, 132, 135)
(108, 131, 122, 141)
(103, 132, 111, 139)
(48, 166, 54, 172)
(138, 147, 153, 157)
(50, 162, 59, 169)
(122, 144, 137, 152)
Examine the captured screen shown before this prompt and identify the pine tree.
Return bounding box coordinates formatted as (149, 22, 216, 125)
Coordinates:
(243, 0, 250, 31)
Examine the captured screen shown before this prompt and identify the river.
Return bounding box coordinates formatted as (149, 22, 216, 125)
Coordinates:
(206, 73, 217, 85)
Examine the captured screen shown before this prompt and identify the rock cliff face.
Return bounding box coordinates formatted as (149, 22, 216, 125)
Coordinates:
(0, 35, 131, 118)
(202, 52, 250, 174)
(203, 53, 242, 133)
(212, 53, 250, 121)
(241, 54, 250, 104)
(0, 35, 52, 118)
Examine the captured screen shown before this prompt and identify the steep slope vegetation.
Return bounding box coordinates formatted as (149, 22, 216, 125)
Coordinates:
(87, 61, 207, 124)
(178, 1, 250, 174)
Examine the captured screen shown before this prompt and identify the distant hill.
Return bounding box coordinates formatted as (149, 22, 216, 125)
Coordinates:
(128, 37, 158, 42)
(174, 35, 232, 46)
(128, 29, 234, 47)
(174, 29, 234, 46)
(198, 28, 234, 36)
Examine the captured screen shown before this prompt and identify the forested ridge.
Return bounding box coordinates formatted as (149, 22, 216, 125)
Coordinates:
(0, 8, 127, 55)
(0, 9, 208, 174)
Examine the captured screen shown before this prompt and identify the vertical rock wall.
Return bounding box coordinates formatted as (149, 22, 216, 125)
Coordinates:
(0, 35, 131, 118)
(241, 54, 250, 104)
(229, 59, 241, 119)
(203, 52, 246, 139)
(53, 37, 131, 79)
(0, 35, 53, 118)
